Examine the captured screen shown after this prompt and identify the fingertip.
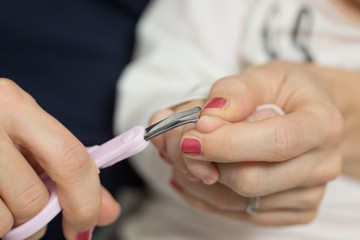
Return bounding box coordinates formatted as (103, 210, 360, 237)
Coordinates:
(182, 169, 199, 181)
(96, 187, 121, 227)
(201, 165, 219, 185)
(60, 182, 101, 240)
(25, 226, 47, 240)
(184, 158, 219, 185)
(62, 219, 80, 240)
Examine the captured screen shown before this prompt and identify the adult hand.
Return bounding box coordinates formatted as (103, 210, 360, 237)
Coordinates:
(181, 61, 343, 194)
(153, 61, 346, 225)
(156, 102, 330, 226)
(0, 79, 120, 239)
(150, 100, 220, 184)
(170, 167, 326, 226)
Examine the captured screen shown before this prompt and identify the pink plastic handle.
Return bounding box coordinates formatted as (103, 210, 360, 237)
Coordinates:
(3, 126, 149, 240)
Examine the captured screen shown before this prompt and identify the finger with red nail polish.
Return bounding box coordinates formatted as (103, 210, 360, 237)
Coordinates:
(77, 228, 93, 240)
(181, 138, 202, 155)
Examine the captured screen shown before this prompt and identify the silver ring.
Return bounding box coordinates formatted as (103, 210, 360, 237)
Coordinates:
(246, 197, 260, 215)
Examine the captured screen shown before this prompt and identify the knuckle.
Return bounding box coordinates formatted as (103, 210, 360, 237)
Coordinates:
(217, 132, 240, 162)
(243, 61, 289, 80)
(0, 207, 14, 237)
(226, 134, 239, 162)
(298, 188, 324, 209)
(271, 121, 301, 161)
(187, 165, 206, 180)
(210, 76, 245, 98)
(311, 153, 342, 184)
(70, 201, 100, 223)
(56, 141, 90, 177)
(241, 66, 265, 79)
(232, 166, 264, 197)
(65, 191, 102, 225)
(214, 76, 238, 86)
(324, 156, 342, 182)
(15, 183, 49, 219)
(322, 157, 342, 182)
(298, 210, 318, 225)
(326, 106, 344, 144)
(0, 78, 33, 109)
(27, 226, 47, 240)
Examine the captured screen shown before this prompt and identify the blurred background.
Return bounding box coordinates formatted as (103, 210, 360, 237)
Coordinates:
(0, 0, 149, 239)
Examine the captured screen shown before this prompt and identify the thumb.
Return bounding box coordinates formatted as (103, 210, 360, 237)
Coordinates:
(201, 62, 290, 122)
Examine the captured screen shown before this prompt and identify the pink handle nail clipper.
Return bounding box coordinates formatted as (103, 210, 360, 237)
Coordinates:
(4, 107, 201, 240)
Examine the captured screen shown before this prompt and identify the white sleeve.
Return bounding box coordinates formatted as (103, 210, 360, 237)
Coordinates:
(113, 0, 252, 198)
(114, 0, 252, 132)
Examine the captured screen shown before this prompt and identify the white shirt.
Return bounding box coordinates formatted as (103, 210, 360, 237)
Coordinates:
(114, 0, 360, 239)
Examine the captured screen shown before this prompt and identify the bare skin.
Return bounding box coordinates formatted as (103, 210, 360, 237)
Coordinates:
(330, 0, 360, 25)
(151, 61, 360, 225)
(0, 79, 120, 239)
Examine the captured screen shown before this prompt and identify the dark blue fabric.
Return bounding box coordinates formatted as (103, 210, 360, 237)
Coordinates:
(0, 0, 149, 239)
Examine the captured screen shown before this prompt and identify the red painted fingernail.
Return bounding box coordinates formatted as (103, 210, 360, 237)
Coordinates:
(170, 179, 184, 192)
(77, 228, 93, 240)
(203, 97, 227, 109)
(181, 138, 202, 154)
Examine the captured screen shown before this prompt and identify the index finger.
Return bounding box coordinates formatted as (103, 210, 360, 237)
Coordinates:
(181, 109, 325, 162)
(180, 62, 342, 162)
(3, 85, 101, 239)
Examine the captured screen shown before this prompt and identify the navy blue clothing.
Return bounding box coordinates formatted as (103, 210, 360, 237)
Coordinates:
(0, 0, 148, 239)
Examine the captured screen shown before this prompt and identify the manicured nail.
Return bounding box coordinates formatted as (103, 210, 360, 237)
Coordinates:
(170, 179, 184, 193)
(203, 97, 227, 109)
(181, 138, 202, 154)
(77, 228, 92, 240)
